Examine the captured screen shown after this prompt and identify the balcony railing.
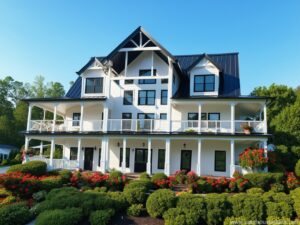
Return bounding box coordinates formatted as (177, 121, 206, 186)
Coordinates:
(28, 119, 265, 134)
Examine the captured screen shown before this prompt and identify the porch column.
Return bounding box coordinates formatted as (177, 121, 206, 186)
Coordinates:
(80, 102, 84, 132)
(105, 138, 110, 171)
(100, 138, 107, 173)
(147, 138, 152, 175)
(122, 138, 127, 173)
(39, 141, 43, 156)
(164, 138, 171, 176)
(23, 137, 30, 164)
(230, 139, 235, 177)
(50, 138, 55, 167)
(197, 139, 202, 176)
(26, 104, 32, 131)
(198, 103, 202, 133)
(263, 140, 268, 172)
(103, 103, 109, 132)
(52, 104, 57, 132)
(167, 56, 173, 133)
(77, 138, 82, 168)
(263, 104, 268, 134)
(230, 103, 236, 134)
(124, 51, 128, 77)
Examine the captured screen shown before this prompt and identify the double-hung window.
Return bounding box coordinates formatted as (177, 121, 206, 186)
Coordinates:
(123, 91, 133, 105)
(70, 147, 78, 160)
(139, 69, 156, 84)
(138, 90, 155, 105)
(85, 78, 103, 94)
(72, 113, 80, 126)
(119, 148, 130, 168)
(194, 75, 215, 92)
(158, 149, 165, 169)
(161, 90, 168, 105)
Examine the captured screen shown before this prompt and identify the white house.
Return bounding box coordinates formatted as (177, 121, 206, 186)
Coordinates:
(23, 27, 269, 177)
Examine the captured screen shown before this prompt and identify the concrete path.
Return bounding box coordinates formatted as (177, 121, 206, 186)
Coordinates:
(0, 166, 9, 174)
(26, 220, 35, 225)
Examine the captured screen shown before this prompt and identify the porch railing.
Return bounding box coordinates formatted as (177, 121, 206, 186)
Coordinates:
(27, 155, 78, 170)
(107, 119, 168, 132)
(235, 120, 265, 133)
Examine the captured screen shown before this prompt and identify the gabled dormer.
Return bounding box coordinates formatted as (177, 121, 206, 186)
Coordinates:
(188, 54, 222, 96)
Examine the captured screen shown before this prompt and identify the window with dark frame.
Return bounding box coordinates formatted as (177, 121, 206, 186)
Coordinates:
(215, 151, 226, 172)
(208, 113, 220, 121)
(125, 79, 134, 85)
(70, 147, 78, 160)
(123, 90, 133, 105)
(98, 148, 101, 167)
(160, 113, 167, 120)
(138, 90, 155, 105)
(139, 69, 156, 84)
(161, 90, 168, 105)
(85, 77, 103, 94)
(137, 113, 155, 120)
(72, 113, 80, 126)
(161, 79, 168, 84)
(119, 148, 130, 168)
(194, 75, 215, 92)
(158, 149, 165, 169)
(188, 113, 207, 120)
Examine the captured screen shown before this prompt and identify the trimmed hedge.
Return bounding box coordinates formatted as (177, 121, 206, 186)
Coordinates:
(223, 217, 248, 225)
(127, 204, 144, 217)
(295, 160, 300, 177)
(291, 187, 300, 217)
(89, 209, 115, 225)
(205, 194, 231, 225)
(163, 208, 199, 225)
(7, 161, 47, 176)
(36, 208, 83, 225)
(0, 202, 33, 225)
(146, 189, 176, 218)
(123, 183, 148, 205)
(244, 172, 284, 191)
(151, 173, 167, 183)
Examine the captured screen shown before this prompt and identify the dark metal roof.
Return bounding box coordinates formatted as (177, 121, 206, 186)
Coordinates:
(22, 97, 106, 102)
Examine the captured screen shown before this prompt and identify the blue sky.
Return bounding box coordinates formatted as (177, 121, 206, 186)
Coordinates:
(0, 0, 299, 95)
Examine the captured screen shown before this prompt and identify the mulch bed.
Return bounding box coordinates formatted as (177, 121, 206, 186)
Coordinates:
(110, 215, 164, 225)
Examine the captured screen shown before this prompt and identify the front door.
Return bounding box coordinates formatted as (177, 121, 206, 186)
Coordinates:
(84, 148, 94, 170)
(134, 148, 148, 172)
(181, 150, 192, 171)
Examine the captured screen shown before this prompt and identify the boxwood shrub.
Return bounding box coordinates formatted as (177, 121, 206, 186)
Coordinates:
(123, 185, 147, 205)
(242, 195, 265, 221)
(107, 191, 128, 212)
(7, 160, 47, 176)
(244, 173, 284, 191)
(205, 194, 231, 225)
(266, 201, 293, 218)
(36, 208, 83, 225)
(291, 187, 300, 217)
(89, 209, 115, 225)
(151, 173, 167, 183)
(0, 202, 33, 225)
(146, 189, 176, 218)
(163, 208, 199, 225)
(223, 217, 248, 225)
(127, 204, 144, 217)
(246, 187, 264, 194)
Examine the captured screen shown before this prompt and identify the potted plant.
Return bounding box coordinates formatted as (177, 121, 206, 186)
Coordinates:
(241, 123, 253, 134)
(239, 147, 268, 172)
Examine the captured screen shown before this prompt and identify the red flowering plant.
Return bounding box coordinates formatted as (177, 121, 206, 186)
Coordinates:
(70, 171, 82, 187)
(228, 172, 250, 192)
(286, 172, 300, 190)
(186, 171, 198, 184)
(239, 147, 268, 170)
(153, 176, 176, 189)
(174, 170, 187, 184)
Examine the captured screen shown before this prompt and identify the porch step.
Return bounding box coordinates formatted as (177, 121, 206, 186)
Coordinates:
(126, 173, 141, 180)
(172, 184, 189, 192)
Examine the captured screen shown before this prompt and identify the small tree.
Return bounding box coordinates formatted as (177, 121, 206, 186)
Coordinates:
(239, 148, 268, 171)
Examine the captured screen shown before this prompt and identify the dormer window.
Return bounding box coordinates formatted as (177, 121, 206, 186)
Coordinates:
(85, 78, 103, 94)
(194, 75, 215, 92)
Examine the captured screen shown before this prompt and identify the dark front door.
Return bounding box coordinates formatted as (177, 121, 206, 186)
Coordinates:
(181, 150, 192, 171)
(84, 148, 94, 170)
(134, 148, 148, 172)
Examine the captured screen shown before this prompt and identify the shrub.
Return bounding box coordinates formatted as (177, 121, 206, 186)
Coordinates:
(246, 187, 264, 194)
(123, 186, 147, 205)
(197, 178, 213, 193)
(40, 176, 63, 191)
(139, 172, 150, 180)
(290, 187, 300, 217)
(223, 217, 248, 225)
(176, 193, 206, 222)
(205, 194, 231, 225)
(266, 201, 293, 218)
(228, 193, 248, 217)
(151, 173, 167, 183)
(107, 191, 128, 212)
(242, 195, 265, 221)
(163, 208, 199, 225)
(0, 188, 11, 198)
(239, 148, 268, 169)
(32, 190, 47, 202)
(0, 202, 33, 225)
(228, 177, 250, 192)
(58, 169, 72, 183)
(295, 160, 300, 177)
(286, 172, 300, 190)
(7, 161, 47, 176)
(36, 208, 83, 225)
(244, 172, 284, 190)
(107, 170, 126, 191)
(266, 216, 295, 225)
(186, 171, 198, 184)
(126, 180, 153, 192)
(127, 204, 144, 217)
(146, 189, 176, 218)
(89, 209, 115, 225)
(0, 195, 16, 205)
(270, 183, 285, 192)
(174, 170, 187, 184)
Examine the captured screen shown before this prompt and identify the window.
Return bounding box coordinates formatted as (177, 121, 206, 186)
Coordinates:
(161, 90, 168, 105)
(70, 147, 78, 160)
(158, 149, 165, 169)
(72, 113, 80, 126)
(123, 91, 133, 105)
(208, 113, 220, 121)
(194, 75, 215, 92)
(161, 79, 168, 84)
(138, 90, 155, 105)
(98, 148, 101, 167)
(122, 113, 132, 130)
(125, 79, 134, 84)
(137, 113, 155, 120)
(160, 113, 167, 120)
(137, 113, 154, 130)
(139, 69, 156, 84)
(85, 78, 103, 93)
(119, 148, 130, 168)
(188, 113, 198, 121)
(215, 151, 226, 172)
(122, 113, 132, 119)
